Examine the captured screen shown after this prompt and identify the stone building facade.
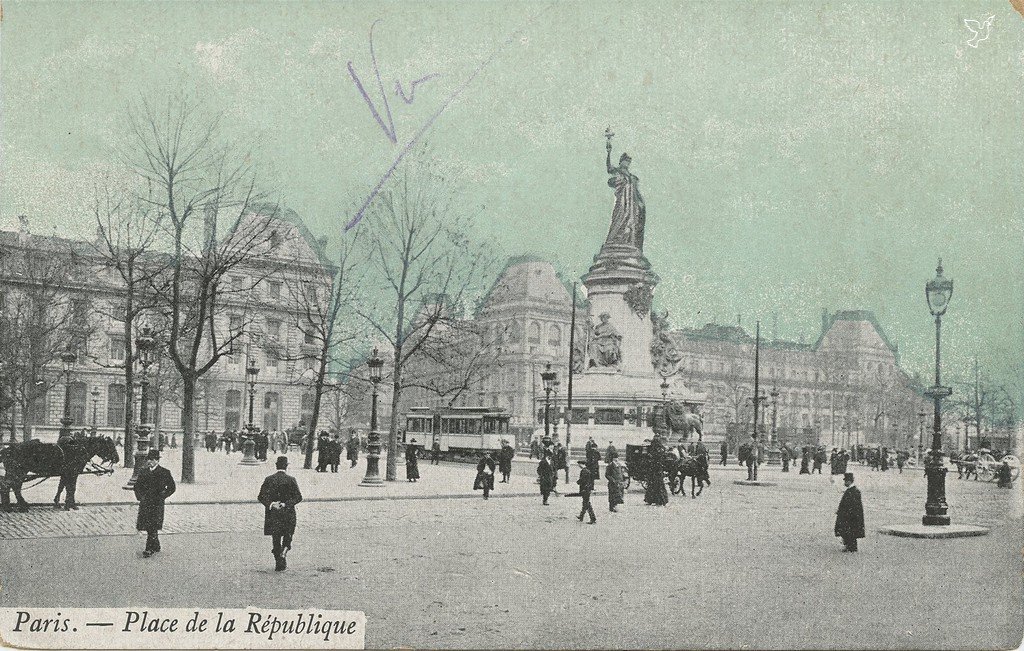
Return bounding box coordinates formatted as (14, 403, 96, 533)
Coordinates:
(0, 207, 333, 442)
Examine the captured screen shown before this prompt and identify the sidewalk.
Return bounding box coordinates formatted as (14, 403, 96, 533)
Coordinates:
(15, 447, 568, 507)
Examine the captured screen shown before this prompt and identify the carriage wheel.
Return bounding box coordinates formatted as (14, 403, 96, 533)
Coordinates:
(977, 453, 997, 481)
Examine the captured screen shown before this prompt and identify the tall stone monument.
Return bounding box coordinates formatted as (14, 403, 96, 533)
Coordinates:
(544, 129, 702, 452)
(581, 128, 659, 377)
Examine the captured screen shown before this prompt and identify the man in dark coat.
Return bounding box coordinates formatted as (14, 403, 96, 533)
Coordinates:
(585, 443, 601, 484)
(315, 432, 330, 472)
(498, 440, 514, 483)
(474, 452, 496, 499)
(258, 456, 303, 571)
(834, 472, 865, 552)
(554, 442, 569, 483)
(604, 441, 618, 464)
(134, 449, 176, 558)
(720, 440, 729, 466)
(800, 446, 811, 474)
(537, 452, 556, 505)
(812, 447, 826, 474)
(329, 435, 342, 473)
(745, 435, 760, 481)
(605, 453, 625, 512)
(430, 438, 442, 465)
(576, 460, 597, 524)
(405, 442, 420, 482)
(346, 433, 360, 468)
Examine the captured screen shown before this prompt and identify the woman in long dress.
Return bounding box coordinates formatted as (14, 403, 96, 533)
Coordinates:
(405, 443, 420, 482)
(643, 438, 669, 506)
(605, 145, 647, 251)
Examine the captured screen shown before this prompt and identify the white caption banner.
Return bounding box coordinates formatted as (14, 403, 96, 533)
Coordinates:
(0, 608, 365, 649)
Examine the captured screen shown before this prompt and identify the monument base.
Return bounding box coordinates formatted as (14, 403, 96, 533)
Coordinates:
(878, 524, 990, 539)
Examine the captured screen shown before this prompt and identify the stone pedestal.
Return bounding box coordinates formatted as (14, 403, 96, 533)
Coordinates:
(582, 244, 658, 378)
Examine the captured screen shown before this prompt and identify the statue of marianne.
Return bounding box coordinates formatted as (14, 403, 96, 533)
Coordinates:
(604, 134, 647, 252)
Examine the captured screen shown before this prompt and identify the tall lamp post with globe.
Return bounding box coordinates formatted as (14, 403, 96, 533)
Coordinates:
(124, 325, 156, 489)
(541, 363, 557, 444)
(239, 356, 261, 466)
(922, 260, 954, 526)
(360, 348, 385, 486)
(57, 348, 78, 439)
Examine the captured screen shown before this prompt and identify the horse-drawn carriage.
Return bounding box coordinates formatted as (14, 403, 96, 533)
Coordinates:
(624, 442, 711, 498)
(955, 450, 1021, 483)
(0, 434, 119, 511)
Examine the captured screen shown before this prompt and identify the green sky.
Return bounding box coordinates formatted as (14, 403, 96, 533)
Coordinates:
(2, 1, 1022, 390)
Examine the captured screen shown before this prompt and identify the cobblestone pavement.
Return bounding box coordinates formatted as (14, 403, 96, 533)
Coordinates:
(2, 463, 1020, 648)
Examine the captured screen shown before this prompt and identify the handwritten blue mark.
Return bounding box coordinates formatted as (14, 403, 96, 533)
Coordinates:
(343, 8, 552, 231)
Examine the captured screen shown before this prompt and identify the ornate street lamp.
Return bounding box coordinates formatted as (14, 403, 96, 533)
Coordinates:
(90, 386, 100, 435)
(58, 347, 77, 439)
(769, 386, 780, 464)
(541, 363, 556, 442)
(239, 355, 261, 466)
(124, 324, 156, 489)
(552, 378, 561, 439)
(360, 348, 385, 486)
(922, 259, 953, 526)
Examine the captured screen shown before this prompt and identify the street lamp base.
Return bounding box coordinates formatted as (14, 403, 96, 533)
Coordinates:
(359, 477, 384, 487)
(923, 462, 950, 527)
(239, 438, 260, 465)
(122, 432, 150, 489)
(922, 514, 952, 526)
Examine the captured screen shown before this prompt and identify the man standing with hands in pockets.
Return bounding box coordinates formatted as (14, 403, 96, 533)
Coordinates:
(259, 456, 304, 571)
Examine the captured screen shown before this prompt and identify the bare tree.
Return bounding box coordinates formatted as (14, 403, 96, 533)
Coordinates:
(355, 156, 496, 481)
(281, 230, 366, 469)
(0, 228, 93, 442)
(126, 97, 284, 482)
(88, 184, 166, 466)
(722, 360, 750, 425)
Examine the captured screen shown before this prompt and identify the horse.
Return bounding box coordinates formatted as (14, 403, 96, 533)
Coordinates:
(675, 456, 711, 498)
(0, 435, 119, 512)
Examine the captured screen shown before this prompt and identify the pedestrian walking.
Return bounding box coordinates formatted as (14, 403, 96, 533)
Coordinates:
(781, 446, 790, 472)
(586, 442, 601, 483)
(346, 433, 360, 468)
(643, 437, 669, 506)
(405, 442, 420, 482)
(554, 442, 569, 483)
(430, 438, 442, 465)
(812, 447, 825, 474)
(604, 441, 618, 464)
(498, 440, 514, 483)
(329, 435, 342, 473)
(834, 472, 865, 552)
(474, 452, 496, 499)
(538, 452, 556, 505)
(720, 440, 728, 466)
(575, 460, 597, 524)
(529, 437, 541, 460)
(133, 449, 176, 558)
(745, 435, 760, 481)
(315, 432, 330, 472)
(258, 456, 303, 571)
(605, 453, 625, 512)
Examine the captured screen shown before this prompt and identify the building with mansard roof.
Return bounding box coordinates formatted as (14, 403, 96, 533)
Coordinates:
(0, 207, 334, 443)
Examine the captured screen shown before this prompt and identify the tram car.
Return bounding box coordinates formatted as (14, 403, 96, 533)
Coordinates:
(400, 407, 511, 461)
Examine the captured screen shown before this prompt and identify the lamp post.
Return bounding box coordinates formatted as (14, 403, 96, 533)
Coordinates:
(124, 325, 156, 489)
(917, 409, 926, 464)
(552, 378, 561, 440)
(240, 356, 261, 466)
(660, 377, 670, 440)
(90, 386, 100, 435)
(541, 363, 556, 443)
(58, 348, 77, 439)
(768, 386, 780, 464)
(922, 259, 953, 526)
(360, 348, 385, 486)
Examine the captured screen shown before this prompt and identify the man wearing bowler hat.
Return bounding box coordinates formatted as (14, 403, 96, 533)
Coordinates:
(575, 460, 597, 524)
(834, 472, 865, 552)
(133, 449, 176, 558)
(258, 456, 303, 571)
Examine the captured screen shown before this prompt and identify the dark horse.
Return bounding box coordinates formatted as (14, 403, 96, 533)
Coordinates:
(0, 436, 119, 512)
(672, 456, 711, 498)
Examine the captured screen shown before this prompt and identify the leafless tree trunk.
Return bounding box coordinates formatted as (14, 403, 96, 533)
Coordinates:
(125, 96, 282, 482)
(355, 154, 497, 481)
